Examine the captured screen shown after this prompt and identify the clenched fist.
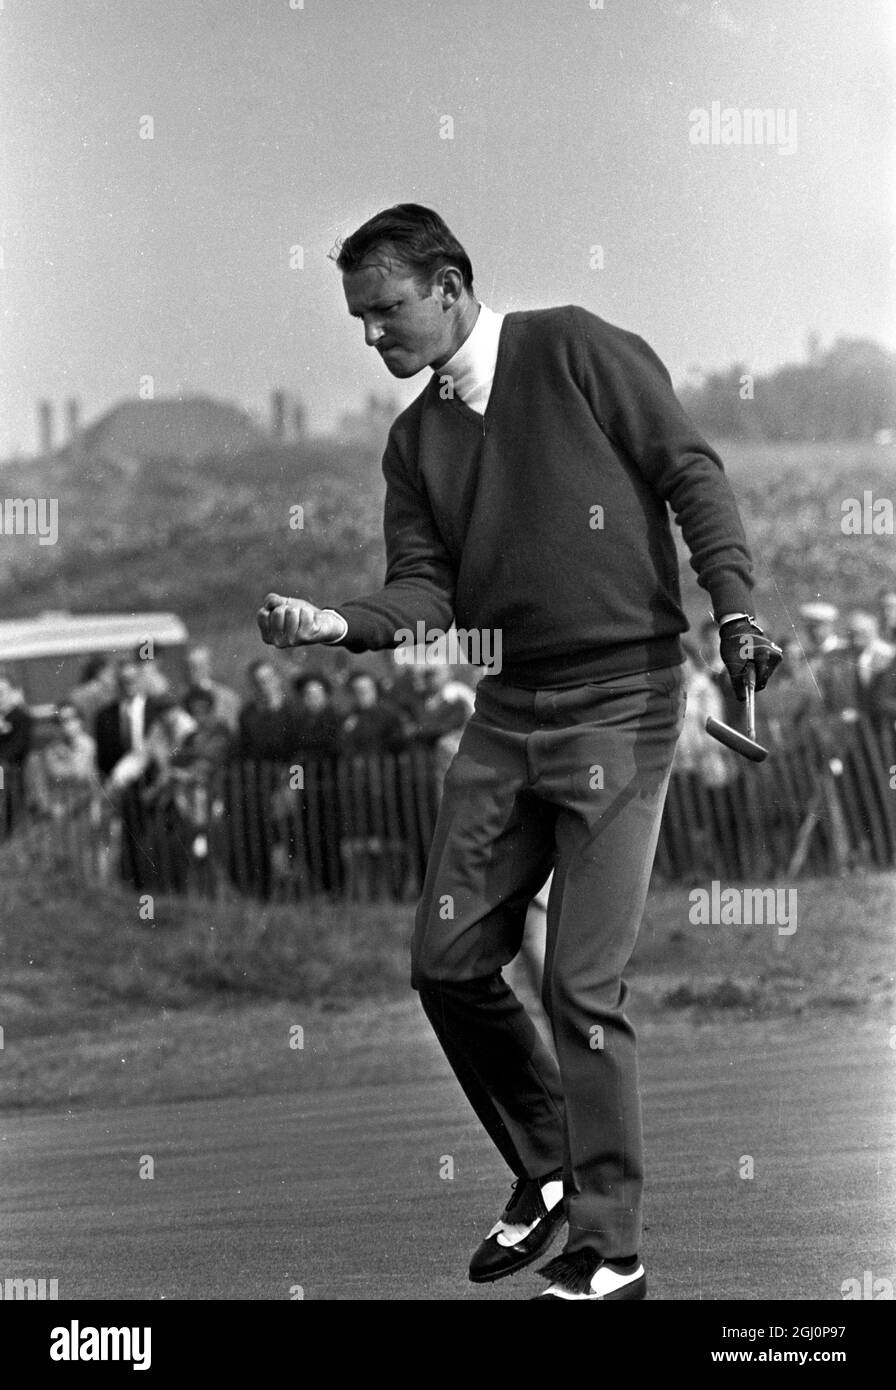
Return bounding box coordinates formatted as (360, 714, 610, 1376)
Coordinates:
(257, 593, 344, 649)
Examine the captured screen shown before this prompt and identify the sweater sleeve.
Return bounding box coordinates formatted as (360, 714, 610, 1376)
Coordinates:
(332, 425, 457, 653)
(572, 307, 755, 621)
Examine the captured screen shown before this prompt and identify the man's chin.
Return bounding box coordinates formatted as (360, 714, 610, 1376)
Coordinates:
(379, 351, 424, 378)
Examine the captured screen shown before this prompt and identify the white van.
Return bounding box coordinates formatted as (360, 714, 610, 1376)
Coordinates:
(0, 611, 189, 719)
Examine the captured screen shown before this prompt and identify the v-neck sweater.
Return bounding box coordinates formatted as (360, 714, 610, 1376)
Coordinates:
(335, 305, 754, 687)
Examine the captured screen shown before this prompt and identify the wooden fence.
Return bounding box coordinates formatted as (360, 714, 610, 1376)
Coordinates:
(2, 715, 895, 901)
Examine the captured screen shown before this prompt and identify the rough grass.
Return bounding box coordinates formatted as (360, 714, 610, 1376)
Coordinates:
(631, 872, 896, 1018)
(0, 872, 414, 1036)
(1, 866, 893, 1112)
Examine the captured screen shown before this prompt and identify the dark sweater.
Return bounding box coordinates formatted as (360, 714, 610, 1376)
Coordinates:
(335, 306, 754, 687)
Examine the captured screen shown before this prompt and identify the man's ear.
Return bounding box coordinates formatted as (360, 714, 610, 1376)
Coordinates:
(434, 265, 464, 308)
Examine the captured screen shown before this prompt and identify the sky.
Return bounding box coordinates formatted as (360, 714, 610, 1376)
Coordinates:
(1, 0, 893, 456)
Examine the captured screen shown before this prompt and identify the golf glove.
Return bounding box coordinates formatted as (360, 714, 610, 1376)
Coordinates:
(719, 616, 783, 701)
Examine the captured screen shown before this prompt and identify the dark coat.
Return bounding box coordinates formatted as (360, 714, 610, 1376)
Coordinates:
(0, 703, 33, 767)
(94, 697, 167, 777)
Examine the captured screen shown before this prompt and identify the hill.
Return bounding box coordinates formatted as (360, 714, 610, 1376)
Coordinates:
(0, 437, 893, 686)
(0, 439, 387, 683)
(72, 395, 267, 465)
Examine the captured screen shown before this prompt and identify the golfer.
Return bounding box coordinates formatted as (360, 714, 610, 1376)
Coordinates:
(258, 204, 782, 1300)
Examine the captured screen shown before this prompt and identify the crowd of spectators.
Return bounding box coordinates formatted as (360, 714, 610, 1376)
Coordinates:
(662, 585, 896, 879)
(0, 646, 475, 801)
(671, 584, 896, 787)
(0, 644, 476, 893)
(2, 584, 894, 890)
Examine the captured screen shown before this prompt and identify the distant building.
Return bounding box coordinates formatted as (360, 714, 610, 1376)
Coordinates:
(62, 395, 267, 466)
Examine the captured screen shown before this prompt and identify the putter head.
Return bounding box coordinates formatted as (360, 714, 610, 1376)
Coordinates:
(705, 715, 768, 763)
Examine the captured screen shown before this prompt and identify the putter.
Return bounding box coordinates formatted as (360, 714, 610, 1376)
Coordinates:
(705, 661, 769, 763)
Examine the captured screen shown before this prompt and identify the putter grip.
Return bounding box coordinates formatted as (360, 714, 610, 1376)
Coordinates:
(744, 661, 756, 741)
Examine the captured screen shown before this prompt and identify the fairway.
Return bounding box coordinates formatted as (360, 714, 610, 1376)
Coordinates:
(1, 1010, 892, 1301)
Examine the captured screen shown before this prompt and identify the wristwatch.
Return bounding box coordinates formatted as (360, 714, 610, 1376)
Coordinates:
(715, 611, 760, 629)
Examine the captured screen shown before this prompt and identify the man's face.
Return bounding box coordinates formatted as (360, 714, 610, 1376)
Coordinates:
(188, 696, 215, 727)
(350, 676, 378, 711)
(806, 620, 833, 649)
(187, 648, 211, 684)
(302, 681, 328, 715)
(880, 593, 896, 630)
(118, 663, 140, 699)
(846, 617, 876, 653)
(343, 259, 451, 377)
(58, 706, 83, 742)
(252, 664, 282, 708)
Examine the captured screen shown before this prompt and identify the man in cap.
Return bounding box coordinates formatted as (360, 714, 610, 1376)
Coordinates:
(799, 600, 843, 671)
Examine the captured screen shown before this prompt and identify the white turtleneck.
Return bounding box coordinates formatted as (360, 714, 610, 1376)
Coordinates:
(434, 302, 505, 414)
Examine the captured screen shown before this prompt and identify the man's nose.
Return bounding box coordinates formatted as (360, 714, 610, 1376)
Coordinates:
(363, 318, 385, 347)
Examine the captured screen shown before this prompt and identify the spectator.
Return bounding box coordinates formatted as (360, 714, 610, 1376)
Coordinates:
(672, 648, 735, 789)
(414, 665, 476, 794)
(847, 610, 896, 691)
(869, 654, 896, 729)
(877, 585, 896, 645)
(386, 665, 434, 741)
(755, 633, 817, 744)
(799, 600, 844, 672)
(94, 659, 167, 779)
(123, 698, 200, 895)
(183, 687, 234, 769)
(142, 700, 200, 788)
(662, 646, 740, 882)
(696, 616, 741, 729)
(28, 703, 98, 817)
(816, 610, 896, 722)
(159, 707, 225, 898)
(0, 671, 33, 834)
(337, 672, 408, 899)
(341, 672, 406, 752)
(291, 672, 341, 756)
(133, 643, 172, 698)
(104, 697, 194, 793)
(238, 659, 301, 761)
(96, 672, 172, 891)
(69, 655, 118, 725)
(184, 644, 241, 733)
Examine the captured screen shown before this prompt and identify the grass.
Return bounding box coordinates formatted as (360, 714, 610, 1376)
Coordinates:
(1, 865, 892, 1112)
(0, 872, 414, 1036)
(631, 872, 896, 1016)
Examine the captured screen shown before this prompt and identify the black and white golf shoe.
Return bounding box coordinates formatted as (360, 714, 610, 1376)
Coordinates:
(531, 1248, 646, 1301)
(468, 1169, 566, 1283)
